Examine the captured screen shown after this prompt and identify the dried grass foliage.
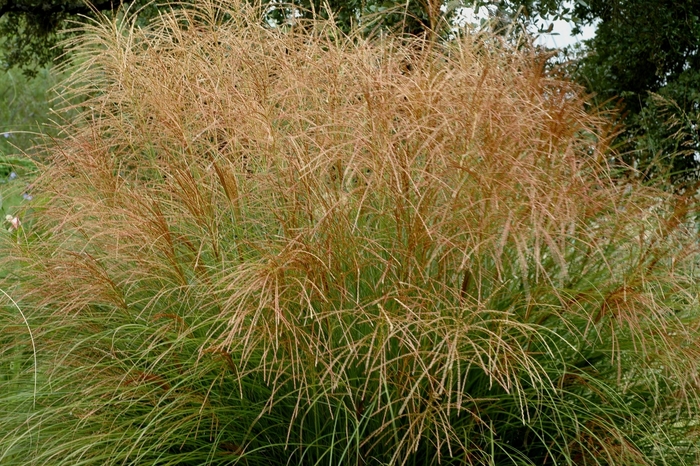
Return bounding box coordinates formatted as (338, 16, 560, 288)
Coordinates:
(2, 1, 699, 464)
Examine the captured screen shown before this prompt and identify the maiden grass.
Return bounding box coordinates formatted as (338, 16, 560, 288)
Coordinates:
(1, 1, 699, 464)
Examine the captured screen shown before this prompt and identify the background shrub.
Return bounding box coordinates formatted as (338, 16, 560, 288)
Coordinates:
(1, 2, 699, 464)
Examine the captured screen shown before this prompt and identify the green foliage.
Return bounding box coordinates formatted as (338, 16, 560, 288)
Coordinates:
(1, 2, 699, 465)
(0, 66, 61, 154)
(570, 0, 700, 186)
(0, 13, 60, 76)
(0, 0, 162, 74)
(0, 0, 98, 75)
(0, 66, 44, 255)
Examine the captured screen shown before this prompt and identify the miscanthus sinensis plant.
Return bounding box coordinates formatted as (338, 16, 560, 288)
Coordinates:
(1, 2, 699, 464)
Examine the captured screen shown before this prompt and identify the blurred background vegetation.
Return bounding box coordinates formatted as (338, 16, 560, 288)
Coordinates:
(0, 66, 52, 230)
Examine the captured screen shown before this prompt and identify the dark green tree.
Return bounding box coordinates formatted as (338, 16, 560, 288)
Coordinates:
(0, 0, 157, 75)
(573, 0, 700, 187)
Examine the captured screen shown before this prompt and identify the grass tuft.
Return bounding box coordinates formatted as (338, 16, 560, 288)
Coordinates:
(1, 1, 699, 464)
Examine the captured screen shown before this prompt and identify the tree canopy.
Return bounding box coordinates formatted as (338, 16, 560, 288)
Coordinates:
(0, 0, 153, 73)
(572, 0, 700, 186)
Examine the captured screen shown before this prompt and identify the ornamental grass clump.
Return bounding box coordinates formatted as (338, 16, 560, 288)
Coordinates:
(1, 2, 699, 464)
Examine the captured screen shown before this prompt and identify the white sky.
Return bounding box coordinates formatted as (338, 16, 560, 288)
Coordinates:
(536, 19, 597, 49)
(454, 5, 597, 50)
